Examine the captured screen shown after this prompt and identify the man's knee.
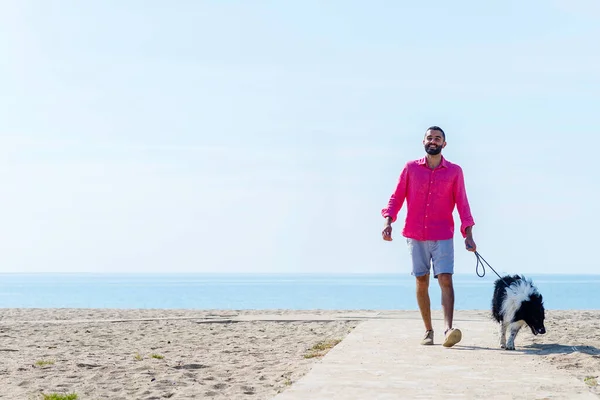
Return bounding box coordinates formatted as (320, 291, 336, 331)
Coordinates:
(437, 273, 453, 288)
(416, 274, 430, 290)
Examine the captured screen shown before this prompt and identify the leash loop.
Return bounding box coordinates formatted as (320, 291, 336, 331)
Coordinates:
(474, 251, 510, 287)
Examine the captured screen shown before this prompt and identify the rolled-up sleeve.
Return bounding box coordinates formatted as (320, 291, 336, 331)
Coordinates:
(381, 164, 408, 223)
(454, 166, 475, 237)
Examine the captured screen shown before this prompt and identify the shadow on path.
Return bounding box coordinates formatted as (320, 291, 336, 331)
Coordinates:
(520, 343, 600, 356)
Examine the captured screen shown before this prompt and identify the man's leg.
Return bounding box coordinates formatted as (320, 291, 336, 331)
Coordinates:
(432, 239, 461, 347)
(406, 238, 434, 344)
(416, 273, 433, 331)
(437, 273, 454, 332)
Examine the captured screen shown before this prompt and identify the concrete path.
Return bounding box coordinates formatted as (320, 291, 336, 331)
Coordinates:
(273, 311, 596, 400)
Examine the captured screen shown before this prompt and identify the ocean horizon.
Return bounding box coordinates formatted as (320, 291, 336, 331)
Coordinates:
(1, 273, 598, 311)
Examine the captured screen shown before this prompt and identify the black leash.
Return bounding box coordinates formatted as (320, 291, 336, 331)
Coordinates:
(474, 250, 511, 287)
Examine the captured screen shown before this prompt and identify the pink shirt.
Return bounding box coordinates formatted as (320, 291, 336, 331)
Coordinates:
(381, 156, 475, 241)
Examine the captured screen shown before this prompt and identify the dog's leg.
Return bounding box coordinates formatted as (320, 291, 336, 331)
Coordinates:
(499, 320, 508, 349)
(505, 321, 524, 350)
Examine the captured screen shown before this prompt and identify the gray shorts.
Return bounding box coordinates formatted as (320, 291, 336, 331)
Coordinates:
(406, 238, 454, 278)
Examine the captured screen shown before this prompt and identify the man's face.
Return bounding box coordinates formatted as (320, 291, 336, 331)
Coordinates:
(423, 130, 446, 155)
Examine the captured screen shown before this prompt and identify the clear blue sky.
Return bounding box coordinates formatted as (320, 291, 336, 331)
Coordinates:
(1, 1, 598, 274)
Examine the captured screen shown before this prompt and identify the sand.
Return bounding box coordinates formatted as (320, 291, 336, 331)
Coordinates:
(0, 309, 362, 400)
(0, 309, 599, 399)
(466, 309, 600, 397)
(532, 310, 600, 396)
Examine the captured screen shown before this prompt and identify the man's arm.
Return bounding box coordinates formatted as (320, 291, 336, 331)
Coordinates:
(381, 165, 408, 241)
(381, 165, 409, 225)
(465, 226, 473, 237)
(454, 166, 475, 237)
(455, 167, 476, 251)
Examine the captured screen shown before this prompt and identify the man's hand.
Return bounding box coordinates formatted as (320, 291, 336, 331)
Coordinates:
(382, 219, 393, 241)
(465, 226, 476, 252)
(465, 236, 476, 252)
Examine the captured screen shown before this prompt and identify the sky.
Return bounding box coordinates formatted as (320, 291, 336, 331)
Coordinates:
(0, 0, 598, 274)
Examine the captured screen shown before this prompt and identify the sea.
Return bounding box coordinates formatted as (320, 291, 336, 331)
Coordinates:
(0, 273, 598, 310)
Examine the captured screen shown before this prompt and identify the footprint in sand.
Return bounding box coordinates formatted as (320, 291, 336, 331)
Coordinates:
(173, 364, 208, 370)
(76, 363, 100, 368)
(241, 385, 255, 394)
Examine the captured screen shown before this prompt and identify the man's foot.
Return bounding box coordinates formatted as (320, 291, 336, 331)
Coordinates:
(420, 330, 434, 345)
(443, 328, 462, 347)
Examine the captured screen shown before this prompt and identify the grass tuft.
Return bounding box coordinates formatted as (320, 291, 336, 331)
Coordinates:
(42, 393, 78, 400)
(303, 339, 342, 359)
(584, 376, 598, 387)
(35, 360, 55, 367)
(303, 352, 322, 359)
(151, 354, 164, 360)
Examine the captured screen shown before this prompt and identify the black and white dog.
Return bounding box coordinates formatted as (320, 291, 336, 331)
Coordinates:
(491, 274, 546, 350)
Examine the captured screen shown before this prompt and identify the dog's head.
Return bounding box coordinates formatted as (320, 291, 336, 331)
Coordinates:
(521, 292, 546, 335)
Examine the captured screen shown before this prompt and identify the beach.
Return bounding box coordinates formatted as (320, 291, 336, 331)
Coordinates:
(0, 309, 598, 399)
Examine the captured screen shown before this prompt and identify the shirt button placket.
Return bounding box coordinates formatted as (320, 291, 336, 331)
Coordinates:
(425, 170, 433, 231)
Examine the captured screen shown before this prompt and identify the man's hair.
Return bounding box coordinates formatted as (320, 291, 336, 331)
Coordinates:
(426, 126, 445, 140)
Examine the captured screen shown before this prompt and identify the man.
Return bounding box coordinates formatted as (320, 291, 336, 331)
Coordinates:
(381, 126, 476, 348)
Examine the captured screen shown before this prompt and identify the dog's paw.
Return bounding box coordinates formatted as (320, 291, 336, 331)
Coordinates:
(505, 344, 515, 350)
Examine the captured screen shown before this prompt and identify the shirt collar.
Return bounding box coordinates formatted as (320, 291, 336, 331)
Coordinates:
(418, 156, 448, 169)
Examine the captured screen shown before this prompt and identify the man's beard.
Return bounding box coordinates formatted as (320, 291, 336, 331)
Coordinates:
(425, 144, 442, 155)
